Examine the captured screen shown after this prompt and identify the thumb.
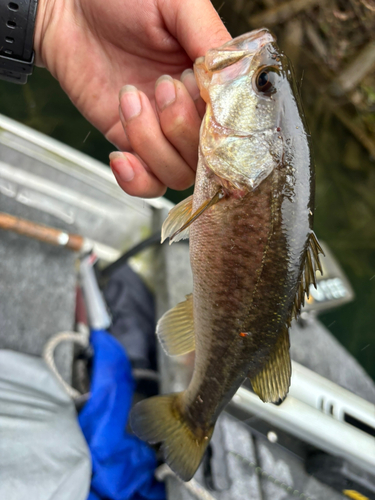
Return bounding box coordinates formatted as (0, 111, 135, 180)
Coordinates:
(161, 0, 232, 61)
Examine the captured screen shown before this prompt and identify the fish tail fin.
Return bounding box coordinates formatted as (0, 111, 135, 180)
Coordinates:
(130, 393, 213, 481)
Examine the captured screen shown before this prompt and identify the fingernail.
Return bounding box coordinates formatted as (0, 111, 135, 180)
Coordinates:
(155, 75, 176, 111)
(119, 85, 141, 122)
(109, 152, 134, 182)
(181, 69, 200, 101)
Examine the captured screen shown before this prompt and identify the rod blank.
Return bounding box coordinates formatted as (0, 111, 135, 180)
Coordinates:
(0, 211, 84, 251)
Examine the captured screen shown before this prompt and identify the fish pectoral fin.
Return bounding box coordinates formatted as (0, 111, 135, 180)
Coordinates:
(130, 393, 214, 481)
(291, 231, 325, 321)
(161, 190, 223, 244)
(250, 326, 291, 403)
(156, 294, 195, 356)
(161, 195, 193, 244)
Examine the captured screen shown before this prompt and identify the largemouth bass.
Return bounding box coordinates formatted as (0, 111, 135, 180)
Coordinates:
(130, 28, 323, 481)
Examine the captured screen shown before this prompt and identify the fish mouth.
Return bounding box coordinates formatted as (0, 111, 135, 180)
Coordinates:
(196, 28, 276, 72)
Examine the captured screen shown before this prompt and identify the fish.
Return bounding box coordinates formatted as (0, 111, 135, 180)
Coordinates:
(130, 28, 323, 482)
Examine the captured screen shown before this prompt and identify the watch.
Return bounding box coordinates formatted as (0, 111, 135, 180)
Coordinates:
(0, 0, 38, 84)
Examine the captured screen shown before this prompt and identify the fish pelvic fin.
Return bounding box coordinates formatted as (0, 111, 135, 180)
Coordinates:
(291, 231, 324, 321)
(250, 326, 291, 403)
(130, 393, 214, 482)
(161, 190, 224, 244)
(156, 294, 195, 356)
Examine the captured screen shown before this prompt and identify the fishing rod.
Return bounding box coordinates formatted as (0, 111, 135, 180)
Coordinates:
(0, 211, 120, 262)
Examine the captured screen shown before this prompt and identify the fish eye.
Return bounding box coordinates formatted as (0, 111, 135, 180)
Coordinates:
(254, 67, 278, 96)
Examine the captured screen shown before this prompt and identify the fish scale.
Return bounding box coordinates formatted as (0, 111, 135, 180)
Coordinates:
(130, 28, 323, 482)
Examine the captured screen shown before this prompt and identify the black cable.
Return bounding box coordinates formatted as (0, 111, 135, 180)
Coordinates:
(100, 231, 162, 280)
(99, 229, 191, 283)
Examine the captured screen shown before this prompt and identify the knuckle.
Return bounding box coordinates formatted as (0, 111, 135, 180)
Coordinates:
(126, 128, 152, 152)
(162, 112, 189, 138)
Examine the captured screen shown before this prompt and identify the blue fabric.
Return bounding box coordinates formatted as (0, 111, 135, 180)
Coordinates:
(78, 329, 165, 500)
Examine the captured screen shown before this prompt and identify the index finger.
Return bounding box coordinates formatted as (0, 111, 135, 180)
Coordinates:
(160, 0, 232, 61)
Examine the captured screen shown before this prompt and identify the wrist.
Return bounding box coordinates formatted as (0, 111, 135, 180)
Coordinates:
(34, 0, 81, 79)
(33, 0, 52, 68)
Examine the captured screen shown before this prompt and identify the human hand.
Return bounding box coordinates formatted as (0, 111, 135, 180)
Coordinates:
(34, 0, 230, 197)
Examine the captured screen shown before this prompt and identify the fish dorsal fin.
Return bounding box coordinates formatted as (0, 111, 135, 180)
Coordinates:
(156, 294, 195, 356)
(291, 231, 324, 321)
(250, 326, 291, 403)
(161, 190, 223, 244)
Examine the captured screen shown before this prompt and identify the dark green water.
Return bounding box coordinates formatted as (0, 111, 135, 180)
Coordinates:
(307, 98, 375, 382)
(1, 66, 374, 381)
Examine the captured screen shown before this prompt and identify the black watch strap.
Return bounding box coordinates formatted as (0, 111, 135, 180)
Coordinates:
(0, 0, 38, 84)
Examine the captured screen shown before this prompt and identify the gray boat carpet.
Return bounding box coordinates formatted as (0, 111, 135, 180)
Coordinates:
(0, 195, 77, 382)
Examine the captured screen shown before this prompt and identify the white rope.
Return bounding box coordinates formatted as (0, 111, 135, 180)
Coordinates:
(155, 464, 217, 500)
(43, 330, 160, 398)
(42, 327, 90, 399)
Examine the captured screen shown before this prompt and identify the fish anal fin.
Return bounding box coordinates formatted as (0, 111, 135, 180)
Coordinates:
(292, 231, 325, 320)
(250, 326, 291, 403)
(156, 294, 195, 356)
(162, 190, 223, 244)
(161, 195, 193, 244)
(130, 393, 214, 481)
